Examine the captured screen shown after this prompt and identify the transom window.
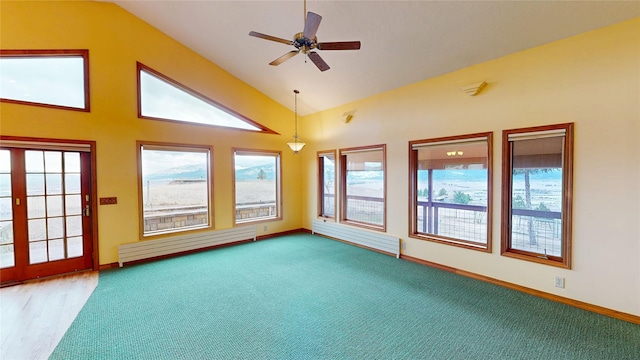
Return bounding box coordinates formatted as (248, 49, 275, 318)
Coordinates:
(501, 123, 574, 268)
(137, 63, 276, 133)
(0, 50, 90, 111)
(339, 145, 386, 231)
(233, 149, 282, 224)
(138, 142, 212, 237)
(318, 150, 337, 219)
(409, 133, 492, 250)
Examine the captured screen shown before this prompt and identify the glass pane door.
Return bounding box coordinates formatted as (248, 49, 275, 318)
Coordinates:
(0, 150, 14, 268)
(25, 150, 84, 264)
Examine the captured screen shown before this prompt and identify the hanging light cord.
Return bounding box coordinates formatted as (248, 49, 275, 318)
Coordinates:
(287, 89, 305, 154)
(294, 89, 300, 142)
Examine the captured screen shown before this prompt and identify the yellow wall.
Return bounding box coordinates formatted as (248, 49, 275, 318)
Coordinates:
(1, 1, 304, 264)
(301, 18, 640, 316)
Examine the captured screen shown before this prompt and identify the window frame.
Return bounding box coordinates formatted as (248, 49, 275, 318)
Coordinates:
(408, 132, 493, 251)
(136, 62, 278, 134)
(339, 144, 387, 231)
(317, 150, 337, 220)
(500, 123, 574, 268)
(0, 49, 90, 112)
(137, 141, 214, 239)
(233, 148, 283, 225)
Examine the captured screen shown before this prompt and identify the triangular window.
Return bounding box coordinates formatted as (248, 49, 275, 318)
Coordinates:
(137, 63, 276, 133)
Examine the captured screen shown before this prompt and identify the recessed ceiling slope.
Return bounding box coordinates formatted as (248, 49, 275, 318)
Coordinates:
(109, 1, 639, 115)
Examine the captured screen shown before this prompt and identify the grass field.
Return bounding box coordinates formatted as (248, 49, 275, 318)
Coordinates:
(143, 180, 276, 209)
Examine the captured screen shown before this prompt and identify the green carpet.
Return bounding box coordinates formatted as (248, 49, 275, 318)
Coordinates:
(51, 234, 639, 359)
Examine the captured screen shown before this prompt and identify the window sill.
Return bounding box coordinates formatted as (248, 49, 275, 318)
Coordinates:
(410, 233, 490, 252)
(501, 250, 570, 269)
(340, 219, 386, 232)
(142, 224, 211, 240)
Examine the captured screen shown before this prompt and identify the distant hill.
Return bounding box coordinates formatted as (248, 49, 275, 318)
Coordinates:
(143, 166, 560, 184)
(144, 164, 207, 183)
(418, 169, 487, 182)
(235, 164, 276, 181)
(144, 163, 276, 183)
(417, 169, 560, 183)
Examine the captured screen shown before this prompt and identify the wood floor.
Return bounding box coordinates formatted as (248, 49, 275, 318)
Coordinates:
(0, 271, 98, 360)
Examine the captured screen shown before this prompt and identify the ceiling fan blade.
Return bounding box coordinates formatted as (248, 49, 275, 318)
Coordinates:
(249, 31, 293, 45)
(317, 41, 361, 51)
(269, 50, 300, 66)
(303, 12, 322, 39)
(308, 51, 330, 72)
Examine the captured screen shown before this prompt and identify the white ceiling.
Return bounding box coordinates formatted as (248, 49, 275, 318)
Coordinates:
(109, 1, 639, 115)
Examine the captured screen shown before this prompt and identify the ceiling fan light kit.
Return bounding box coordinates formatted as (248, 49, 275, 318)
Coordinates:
(249, 0, 361, 72)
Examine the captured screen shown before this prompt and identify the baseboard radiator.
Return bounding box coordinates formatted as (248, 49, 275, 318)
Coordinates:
(312, 220, 400, 258)
(118, 226, 256, 267)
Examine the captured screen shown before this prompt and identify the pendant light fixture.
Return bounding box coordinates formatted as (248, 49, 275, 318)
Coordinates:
(287, 89, 306, 153)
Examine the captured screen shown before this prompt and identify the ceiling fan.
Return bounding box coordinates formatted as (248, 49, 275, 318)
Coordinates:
(249, 0, 361, 72)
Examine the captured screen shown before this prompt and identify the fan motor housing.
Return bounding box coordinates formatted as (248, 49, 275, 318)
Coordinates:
(293, 32, 317, 53)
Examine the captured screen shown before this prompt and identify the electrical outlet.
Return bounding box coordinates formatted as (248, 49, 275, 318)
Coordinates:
(554, 276, 565, 288)
(263, 225, 267, 231)
(401, 241, 406, 250)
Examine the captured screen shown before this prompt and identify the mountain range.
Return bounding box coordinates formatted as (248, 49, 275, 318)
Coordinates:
(144, 163, 275, 183)
(144, 165, 560, 184)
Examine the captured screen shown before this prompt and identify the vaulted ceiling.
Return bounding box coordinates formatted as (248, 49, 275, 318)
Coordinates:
(109, 1, 639, 115)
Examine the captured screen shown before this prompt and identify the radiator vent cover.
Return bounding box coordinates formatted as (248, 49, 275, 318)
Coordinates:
(312, 220, 400, 258)
(118, 226, 256, 267)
